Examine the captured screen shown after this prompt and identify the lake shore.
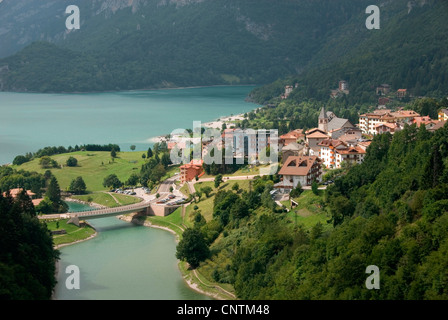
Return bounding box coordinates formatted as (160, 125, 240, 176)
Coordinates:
(148, 110, 260, 144)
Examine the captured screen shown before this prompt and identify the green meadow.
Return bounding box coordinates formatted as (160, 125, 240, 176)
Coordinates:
(45, 219, 96, 247)
(13, 151, 145, 192)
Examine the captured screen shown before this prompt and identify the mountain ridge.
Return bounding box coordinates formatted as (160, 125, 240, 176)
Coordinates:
(0, 0, 446, 95)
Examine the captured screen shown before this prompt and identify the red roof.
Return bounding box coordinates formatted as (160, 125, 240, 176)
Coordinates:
(278, 156, 320, 176)
(318, 138, 345, 148)
(335, 146, 366, 155)
(3, 188, 35, 198)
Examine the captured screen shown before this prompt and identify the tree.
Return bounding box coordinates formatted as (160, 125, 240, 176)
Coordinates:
(46, 176, 61, 204)
(230, 197, 249, 220)
(126, 173, 139, 187)
(35, 196, 53, 214)
(176, 228, 210, 269)
(148, 163, 166, 183)
(214, 174, 223, 188)
(421, 145, 444, 189)
(142, 153, 146, 159)
(232, 182, 240, 192)
(43, 170, 53, 181)
(0, 190, 58, 299)
(311, 181, 319, 195)
(161, 152, 171, 168)
(69, 176, 87, 194)
(103, 174, 122, 189)
(12, 155, 29, 166)
(46, 176, 67, 213)
(66, 156, 78, 167)
(290, 182, 303, 198)
(39, 156, 58, 169)
(130, 145, 136, 151)
(147, 147, 153, 158)
(200, 186, 213, 198)
(110, 148, 117, 158)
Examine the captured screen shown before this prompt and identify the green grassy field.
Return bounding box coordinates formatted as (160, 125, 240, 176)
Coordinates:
(45, 219, 96, 247)
(13, 151, 145, 192)
(71, 192, 142, 208)
(144, 207, 186, 239)
(284, 190, 332, 231)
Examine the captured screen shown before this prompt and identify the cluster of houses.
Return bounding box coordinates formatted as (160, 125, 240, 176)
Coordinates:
(359, 108, 447, 135)
(170, 103, 448, 194)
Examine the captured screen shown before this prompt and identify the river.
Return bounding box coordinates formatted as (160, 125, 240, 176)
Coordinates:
(54, 199, 209, 300)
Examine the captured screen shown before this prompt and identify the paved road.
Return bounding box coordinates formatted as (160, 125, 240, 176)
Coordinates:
(158, 174, 179, 194)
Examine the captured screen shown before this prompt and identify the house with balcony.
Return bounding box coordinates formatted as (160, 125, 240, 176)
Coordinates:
(276, 156, 322, 191)
(334, 146, 366, 168)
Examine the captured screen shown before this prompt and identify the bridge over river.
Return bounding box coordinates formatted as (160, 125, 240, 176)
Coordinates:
(39, 199, 181, 225)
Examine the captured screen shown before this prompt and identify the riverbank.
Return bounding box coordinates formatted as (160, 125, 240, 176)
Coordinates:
(118, 212, 236, 300)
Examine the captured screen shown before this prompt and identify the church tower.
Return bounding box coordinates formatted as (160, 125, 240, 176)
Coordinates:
(318, 106, 328, 132)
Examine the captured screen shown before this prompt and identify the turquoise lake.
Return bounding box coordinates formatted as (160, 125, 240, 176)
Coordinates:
(0, 86, 259, 299)
(0, 86, 258, 165)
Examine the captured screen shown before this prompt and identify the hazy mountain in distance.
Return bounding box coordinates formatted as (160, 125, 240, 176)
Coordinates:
(0, 0, 446, 94)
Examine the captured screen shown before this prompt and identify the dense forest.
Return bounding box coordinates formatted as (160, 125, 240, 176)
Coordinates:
(177, 122, 448, 299)
(250, 0, 448, 105)
(0, 0, 375, 92)
(0, 189, 59, 299)
(3, 1, 446, 95)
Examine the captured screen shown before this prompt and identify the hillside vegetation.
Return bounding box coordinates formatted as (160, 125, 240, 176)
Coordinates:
(175, 122, 448, 299)
(0, 0, 381, 92)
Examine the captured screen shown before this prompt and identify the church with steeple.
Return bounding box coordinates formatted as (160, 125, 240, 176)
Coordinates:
(318, 106, 329, 132)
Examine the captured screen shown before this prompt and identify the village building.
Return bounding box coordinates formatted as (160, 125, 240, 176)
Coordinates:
(276, 156, 322, 191)
(426, 120, 447, 133)
(180, 159, 204, 183)
(376, 84, 391, 96)
(378, 97, 390, 107)
(358, 109, 420, 135)
(329, 127, 362, 143)
(2, 188, 43, 206)
(412, 116, 437, 127)
(339, 80, 348, 92)
(374, 122, 399, 135)
(438, 109, 448, 122)
(318, 106, 354, 133)
(281, 85, 294, 99)
(356, 140, 372, 152)
(281, 142, 305, 163)
(279, 129, 304, 148)
(318, 139, 346, 168)
(396, 89, 408, 98)
(305, 128, 328, 156)
(334, 146, 366, 168)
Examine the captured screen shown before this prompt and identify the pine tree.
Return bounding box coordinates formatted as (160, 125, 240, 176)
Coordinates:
(46, 177, 61, 204)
